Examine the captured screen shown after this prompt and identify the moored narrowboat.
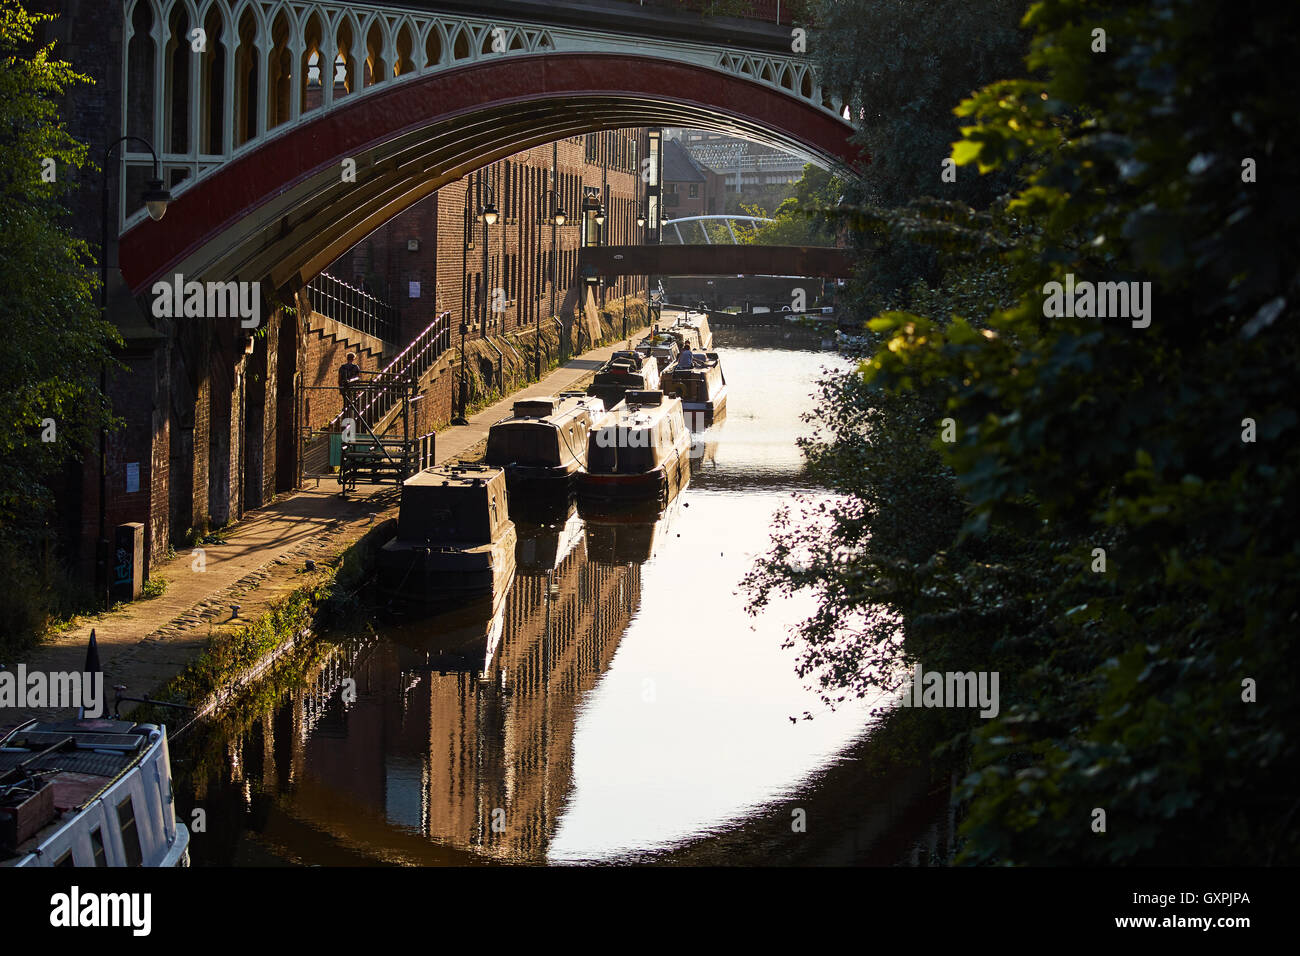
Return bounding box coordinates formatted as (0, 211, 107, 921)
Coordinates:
(668, 310, 713, 350)
(634, 329, 684, 371)
(377, 464, 517, 604)
(587, 350, 660, 409)
(485, 392, 607, 491)
(576, 390, 692, 505)
(2, 718, 189, 867)
(661, 350, 728, 429)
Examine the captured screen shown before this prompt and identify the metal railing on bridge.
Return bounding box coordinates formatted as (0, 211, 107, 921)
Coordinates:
(307, 271, 398, 344)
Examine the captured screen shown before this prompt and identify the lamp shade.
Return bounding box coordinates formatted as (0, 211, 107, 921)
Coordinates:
(142, 178, 172, 221)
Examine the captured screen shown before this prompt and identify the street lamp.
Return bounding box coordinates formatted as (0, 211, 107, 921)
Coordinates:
(97, 136, 171, 608)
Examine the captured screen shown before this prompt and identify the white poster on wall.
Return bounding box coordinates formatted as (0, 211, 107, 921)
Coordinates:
(125, 462, 140, 494)
(409, 281, 421, 298)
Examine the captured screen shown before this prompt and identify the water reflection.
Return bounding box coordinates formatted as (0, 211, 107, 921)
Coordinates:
(176, 330, 896, 865)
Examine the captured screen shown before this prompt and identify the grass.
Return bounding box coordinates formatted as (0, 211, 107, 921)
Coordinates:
(141, 576, 168, 599)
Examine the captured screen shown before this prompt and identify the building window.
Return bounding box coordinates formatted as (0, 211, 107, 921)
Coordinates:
(689, 184, 699, 198)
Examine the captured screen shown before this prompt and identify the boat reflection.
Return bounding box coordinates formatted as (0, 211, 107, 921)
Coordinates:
(185, 505, 692, 863)
(580, 496, 680, 565)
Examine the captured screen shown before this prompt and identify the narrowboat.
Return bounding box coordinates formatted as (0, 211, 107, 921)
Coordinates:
(377, 464, 517, 604)
(661, 350, 728, 429)
(576, 390, 692, 505)
(2, 718, 190, 867)
(586, 350, 660, 410)
(485, 392, 607, 492)
(669, 310, 713, 350)
(634, 329, 684, 372)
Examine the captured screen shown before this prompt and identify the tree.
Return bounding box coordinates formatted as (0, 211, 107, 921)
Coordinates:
(740, 164, 844, 247)
(750, 0, 1300, 864)
(0, 0, 118, 655)
(810, 0, 1028, 316)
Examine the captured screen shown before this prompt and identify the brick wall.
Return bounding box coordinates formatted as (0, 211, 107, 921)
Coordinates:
(301, 309, 389, 432)
(331, 130, 650, 349)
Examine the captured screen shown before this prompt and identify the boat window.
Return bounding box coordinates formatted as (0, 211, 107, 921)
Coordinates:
(117, 795, 144, 867)
(90, 826, 107, 867)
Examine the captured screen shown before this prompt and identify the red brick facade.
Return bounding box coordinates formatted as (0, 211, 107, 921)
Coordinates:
(35, 0, 653, 591)
(330, 130, 650, 346)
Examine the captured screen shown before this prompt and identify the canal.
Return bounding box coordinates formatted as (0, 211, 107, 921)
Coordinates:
(171, 324, 943, 865)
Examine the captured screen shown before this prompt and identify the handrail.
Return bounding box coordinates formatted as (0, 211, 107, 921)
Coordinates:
(330, 310, 451, 432)
(307, 271, 398, 344)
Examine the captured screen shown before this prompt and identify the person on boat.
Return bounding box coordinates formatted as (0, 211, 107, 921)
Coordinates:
(339, 352, 361, 423)
(678, 343, 694, 370)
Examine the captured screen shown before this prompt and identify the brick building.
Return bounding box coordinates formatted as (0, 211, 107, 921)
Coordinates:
(29, 2, 654, 597)
(661, 138, 726, 218)
(329, 129, 649, 347)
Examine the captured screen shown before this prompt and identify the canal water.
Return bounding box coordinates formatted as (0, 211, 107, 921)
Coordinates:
(171, 324, 935, 865)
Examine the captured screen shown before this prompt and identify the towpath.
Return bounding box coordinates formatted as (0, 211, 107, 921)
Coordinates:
(3, 340, 637, 725)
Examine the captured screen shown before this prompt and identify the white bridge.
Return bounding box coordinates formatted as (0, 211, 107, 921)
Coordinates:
(660, 214, 774, 244)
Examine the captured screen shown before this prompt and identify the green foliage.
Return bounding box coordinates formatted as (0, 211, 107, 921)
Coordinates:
(809, 0, 1028, 316)
(140, 576, 168, 599)
(0, 1, 119, 651)
(751, 0, 1300, 864)
(740, 164, 844, 247)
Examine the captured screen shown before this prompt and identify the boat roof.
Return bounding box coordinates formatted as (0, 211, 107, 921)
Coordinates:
(1, 718, 161, 862)
(406, 463, 505, 489)
(606, 391, 682, 427)
(604, 350, 648, 367)
(494, 393, 605, 427)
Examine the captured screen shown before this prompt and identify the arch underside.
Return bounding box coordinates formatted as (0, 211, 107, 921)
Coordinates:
(118, 54, 861, 296)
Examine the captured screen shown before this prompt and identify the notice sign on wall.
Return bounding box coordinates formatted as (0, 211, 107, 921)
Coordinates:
(125, 462, 140, 494)
(409, 281, 421, 298)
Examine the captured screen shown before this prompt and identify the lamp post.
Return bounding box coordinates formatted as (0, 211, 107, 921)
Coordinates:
(478, 183, 498, 337)
(594, 203, 607, 310)
(455, 186, 476, 424)
(98, 136, 171, 609)
(535, 187, 565, 377)
(637, 207, 647, 337)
